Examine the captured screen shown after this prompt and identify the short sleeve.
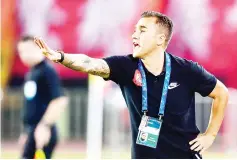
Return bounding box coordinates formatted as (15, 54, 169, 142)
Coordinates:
(189, 62, 217, 97)
(43, 66, 63, 99)
(103, 55, 132, 84)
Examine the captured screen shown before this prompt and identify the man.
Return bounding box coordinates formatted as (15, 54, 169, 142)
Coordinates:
(17, 36, 68, 159)
(34, 11, 229, 159)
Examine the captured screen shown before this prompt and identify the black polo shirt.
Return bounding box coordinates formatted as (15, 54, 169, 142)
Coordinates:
(23, 60, 63, 128)
(103, 53, 217, 159)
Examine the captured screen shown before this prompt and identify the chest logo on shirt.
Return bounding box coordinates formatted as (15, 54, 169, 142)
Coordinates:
(24, 81, 37, 100)
(168, 82, 180, 89)
(133, 69, 142, 87)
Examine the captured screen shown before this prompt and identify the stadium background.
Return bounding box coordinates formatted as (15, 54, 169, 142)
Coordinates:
(1, 0, 237, 158)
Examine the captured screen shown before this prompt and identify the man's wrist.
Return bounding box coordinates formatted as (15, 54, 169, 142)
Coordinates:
(56, 50, 64, 63)
(204, 131, 217, 137)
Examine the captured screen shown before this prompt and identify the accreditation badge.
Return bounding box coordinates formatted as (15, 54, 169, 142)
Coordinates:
(136, 115, 162, 148)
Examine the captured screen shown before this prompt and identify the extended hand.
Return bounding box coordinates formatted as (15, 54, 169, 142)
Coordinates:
(189, 133, 215, 155)
(34, 37, 61, 62)
(34, 123, 51, 149)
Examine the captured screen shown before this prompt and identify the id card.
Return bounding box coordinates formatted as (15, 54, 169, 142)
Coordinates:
(136, 115, 162, 148)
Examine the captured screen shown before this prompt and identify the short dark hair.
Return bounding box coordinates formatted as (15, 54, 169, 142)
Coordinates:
(18, 35, 34, 42)
(141, 11, 173, 45)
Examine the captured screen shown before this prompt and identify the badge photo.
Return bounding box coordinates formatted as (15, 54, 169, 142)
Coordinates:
(140, 131, 148, 142)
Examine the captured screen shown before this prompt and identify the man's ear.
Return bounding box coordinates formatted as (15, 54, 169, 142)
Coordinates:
(157, 33, 166, 46)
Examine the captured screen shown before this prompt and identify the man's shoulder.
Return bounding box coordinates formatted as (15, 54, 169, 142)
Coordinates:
(40, 61, 59, 79)
(123, 54, 138, 62)
(104, 54, 138, 64)
(169, 53, 198, 70)
(106, 53, 136, 59)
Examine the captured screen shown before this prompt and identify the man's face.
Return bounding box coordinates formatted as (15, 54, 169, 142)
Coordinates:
(141, 132, 148, 141)
(17, 41, 42, 67)
(132, 17, 166, 58)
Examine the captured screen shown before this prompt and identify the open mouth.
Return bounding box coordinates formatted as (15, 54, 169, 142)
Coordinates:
(133, 42, 140, 48)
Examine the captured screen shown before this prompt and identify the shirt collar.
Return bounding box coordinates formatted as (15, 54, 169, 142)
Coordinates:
(142, 53, 166, 76)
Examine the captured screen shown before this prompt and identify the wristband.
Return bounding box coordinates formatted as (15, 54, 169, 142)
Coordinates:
(57, 50, 64, 63)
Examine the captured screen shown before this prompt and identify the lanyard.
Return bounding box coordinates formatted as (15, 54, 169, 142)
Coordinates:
(138, 53, 171, 119)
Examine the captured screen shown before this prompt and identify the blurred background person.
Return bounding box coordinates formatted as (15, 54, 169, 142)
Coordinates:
(17, 35, 68, 159)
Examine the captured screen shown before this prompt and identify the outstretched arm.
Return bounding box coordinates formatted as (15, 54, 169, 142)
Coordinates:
(34, 37, 110, 78)
(60, 54, 110, 78)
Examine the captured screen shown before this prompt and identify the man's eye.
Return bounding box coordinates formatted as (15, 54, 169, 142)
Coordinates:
(141, 30, 145, 33)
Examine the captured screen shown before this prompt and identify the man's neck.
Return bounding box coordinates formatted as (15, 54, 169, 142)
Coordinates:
(141, 49, 165, 76)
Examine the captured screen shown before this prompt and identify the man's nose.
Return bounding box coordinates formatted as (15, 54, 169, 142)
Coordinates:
(132, 32, 138, 40)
